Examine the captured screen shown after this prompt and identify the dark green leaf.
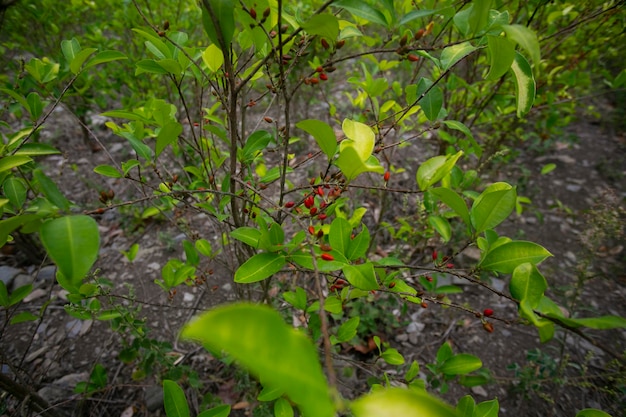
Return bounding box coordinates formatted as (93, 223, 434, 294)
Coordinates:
(163, 380, 190, 417)
(234, 252, 285, 283)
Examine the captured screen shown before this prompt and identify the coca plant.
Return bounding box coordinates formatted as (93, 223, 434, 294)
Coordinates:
(1, 0, 624, 416)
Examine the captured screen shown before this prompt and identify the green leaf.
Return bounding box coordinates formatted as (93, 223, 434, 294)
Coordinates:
(8, 284, 32, 306)
(416, 151, 463, 191)
(241, 130, 272, 163)
(346, 226, 370, 261)
(510, 263, 547, 307)
(274, 398, 294, 417)
(40, 215, 100, 292)
(302, 14, 339, 41)
(480, 241, 552, 273)
(26, 92, 44, 120)
(456, 395, 475, 417)
(202, 44, 224, 72)
(0, 281, 8, 307)
(502, 24, 540, 65)
(474, 398, 499, 417)
(399, 9, 436, 26)
(509, 51, 536, 117)
(351, 388, 458, 417)
(341, 119, 375, 162)
(195, 239, 213, 257)
(405, 361, 420, 382)
(132, 28, 171, 59)
(13, 143, 61, 156)
(470, 186, 516, 233)
(136, 59, 169, 75)
(333, 0, 389, 27)
(575, 409, 613, 417)
(430, 187, 470, 225)
(83, 50, 127, 70)
(283, 287, 307, 311)
(61, 38, 81, 63)
(441, 354, 482, 375)
(0, 156, 33, 173)
(230, 226, 261, 249)
(33, 168, 71, 211)
(343, 262, 378, 291)
(485, 35, 516, 80)
(546, 314, 626, 330)
(163, 380, 190, 417)
(182, 303, 335, 417)
(381, 348, 405, 365)
(421, 84, 443, 121)
(183, 240, 199, 266)
(324, 296, 343, 314)
(540, 163, 556, 175)
(70, 48, 97, 74)
(198, 405, 231, 417)
(440, 42, 477, 71)
(201, 0, 235, 51)
(94, 164, 122, 178)
(296, 119, 337, 160)
(3, 177, 27, 210)
(10, 311, 39, 325)
(428, 215, 451, 242)
(234, 252, 285, 283)
(468, 0, 492, 34)
(337, 317, 359, 343)
(329, 217, 352, 256)
(156, 121, 183, 156)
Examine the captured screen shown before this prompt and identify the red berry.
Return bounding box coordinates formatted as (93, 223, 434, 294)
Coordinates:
(388, 282, 396, 288)
(285, 201, 295, 208)
(263, 116, 273, 123)
(321, 253, 334, 261)
(446, 263, 454, 269)
(318, 213, 327, 221)
(426, 276, 433, 282)
(483, 308, 494, 317)
(432, 250, 438, 261)
(408, 54, 420, 62)
(319, 73, 328, 81)
(304, 195, 315, 209)
(249, 7, 257, 20)
(309, 207, 318, 216)
(315, 66, 324, 73)
(317, 186, 324, 196)
(420, 301, 428, 309)
(309, 77, 319, 85)
(414, 28, 425, 40)
(316, 229, 324, 238)
(321, 38, 330, 49)
(308, 225, 315, 235)
(336, 40, 345, 49)
(383, 171, 390, 182)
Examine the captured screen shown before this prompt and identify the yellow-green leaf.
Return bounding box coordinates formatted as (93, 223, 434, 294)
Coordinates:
(182, 303, 335, 417)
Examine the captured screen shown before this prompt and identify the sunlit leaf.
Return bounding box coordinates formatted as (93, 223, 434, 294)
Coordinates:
(182, 303, 335, 417)
(351, 388, 458, 417)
